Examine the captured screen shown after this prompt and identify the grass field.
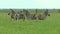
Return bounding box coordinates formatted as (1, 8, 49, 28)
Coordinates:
(0, 12, 60, 34)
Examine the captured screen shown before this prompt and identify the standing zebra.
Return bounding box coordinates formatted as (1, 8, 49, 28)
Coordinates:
(15, 11, 25, 20)
(8, 9, 16, 20)
(23, 9, 37, 20)
(8, 9, 25, 20)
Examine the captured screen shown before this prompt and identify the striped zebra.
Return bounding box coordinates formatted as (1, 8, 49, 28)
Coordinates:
(15, 11, 25, 20)
(38, 9, 50, 20)
(23, 9, 37, 20)
(8, 9, 16, 20)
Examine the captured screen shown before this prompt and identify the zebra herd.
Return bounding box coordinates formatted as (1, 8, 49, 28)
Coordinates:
(8, 9, 50, 20)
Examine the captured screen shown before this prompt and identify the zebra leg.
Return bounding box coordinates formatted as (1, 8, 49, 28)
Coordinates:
(14, 14, 18, 20)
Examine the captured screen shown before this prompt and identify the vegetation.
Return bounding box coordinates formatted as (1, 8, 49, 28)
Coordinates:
(0, 9, 60, 34)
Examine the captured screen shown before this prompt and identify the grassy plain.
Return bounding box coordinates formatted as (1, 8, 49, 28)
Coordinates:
(0, 10, 60, 34)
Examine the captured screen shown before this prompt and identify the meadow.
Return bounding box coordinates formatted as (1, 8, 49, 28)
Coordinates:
(0, 9, 60, 34)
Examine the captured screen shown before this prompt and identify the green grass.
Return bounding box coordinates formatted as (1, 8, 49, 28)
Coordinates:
(0, 12, 60, 34)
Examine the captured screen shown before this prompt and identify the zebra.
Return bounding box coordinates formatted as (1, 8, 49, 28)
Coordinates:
(8, 9, 16, 20)
(23, 9, 37, 20)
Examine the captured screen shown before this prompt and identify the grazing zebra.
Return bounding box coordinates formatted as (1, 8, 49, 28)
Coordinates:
(37, 9, 50, 20)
